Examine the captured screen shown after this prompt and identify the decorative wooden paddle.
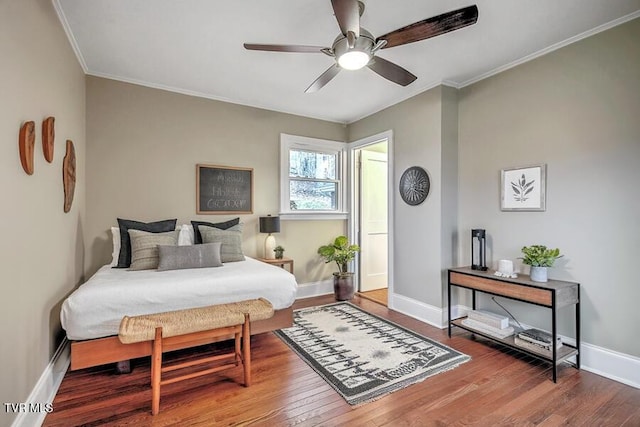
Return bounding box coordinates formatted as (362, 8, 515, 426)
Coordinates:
(42, 116, 55, 163)
(63, 140, 76, 213)
(19, 121, 35, 175)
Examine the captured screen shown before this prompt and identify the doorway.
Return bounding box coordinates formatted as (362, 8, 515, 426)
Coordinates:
(349, 131, 392, 307)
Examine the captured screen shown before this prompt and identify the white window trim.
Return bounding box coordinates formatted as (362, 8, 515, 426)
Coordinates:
(280, 133, 348, 220)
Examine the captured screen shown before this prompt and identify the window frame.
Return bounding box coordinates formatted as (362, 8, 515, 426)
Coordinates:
(280, 133, 348, 220)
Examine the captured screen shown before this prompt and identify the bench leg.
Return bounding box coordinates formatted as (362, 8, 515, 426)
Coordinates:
(243, 314, 251, 386)
(151, 327, 163, 415)
(234, 331, 241, 366)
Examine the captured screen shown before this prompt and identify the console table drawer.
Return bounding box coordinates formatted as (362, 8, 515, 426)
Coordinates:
(449, 272, 552, 306)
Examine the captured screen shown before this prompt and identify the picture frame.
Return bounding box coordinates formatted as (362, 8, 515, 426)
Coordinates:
(500, 164, 546, 212)
(196, 164, 253, 214)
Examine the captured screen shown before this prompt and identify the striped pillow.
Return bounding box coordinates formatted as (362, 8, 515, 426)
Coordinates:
(199, 226, 245, 263)
(128, 229, 179, 270)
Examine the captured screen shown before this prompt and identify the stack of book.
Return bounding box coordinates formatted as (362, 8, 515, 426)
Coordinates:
(514, 328, 562, 355)
(461, 310, 514, 339)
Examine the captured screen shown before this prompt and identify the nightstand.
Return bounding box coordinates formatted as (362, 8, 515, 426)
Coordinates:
(257, 257, 294, 274)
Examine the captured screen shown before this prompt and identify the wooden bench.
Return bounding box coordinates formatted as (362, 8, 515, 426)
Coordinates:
(118, 298, 274, 415)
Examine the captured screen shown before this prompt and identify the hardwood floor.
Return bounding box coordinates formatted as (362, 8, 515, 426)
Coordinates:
(357, 288, 388, 306)
(44, 295, 640, 426)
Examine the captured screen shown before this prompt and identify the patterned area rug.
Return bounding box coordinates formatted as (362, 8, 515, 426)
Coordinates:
(275, 302, 470, 405)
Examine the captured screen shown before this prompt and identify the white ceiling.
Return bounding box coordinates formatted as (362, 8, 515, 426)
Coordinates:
(55, 0, 640, 124)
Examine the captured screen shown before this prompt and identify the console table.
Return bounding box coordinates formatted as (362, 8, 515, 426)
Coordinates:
(447, 267, 580, 382)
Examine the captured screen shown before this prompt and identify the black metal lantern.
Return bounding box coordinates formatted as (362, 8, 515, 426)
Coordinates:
(471, 229, 488, 271)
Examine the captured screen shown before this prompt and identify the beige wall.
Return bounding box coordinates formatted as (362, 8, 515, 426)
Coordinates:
(458, 18, 640, 356)
(349, 87, 448, 307)
(0, 1, 86, 425)
(85, 77, 346, 284)
(440, 86, 459, 302)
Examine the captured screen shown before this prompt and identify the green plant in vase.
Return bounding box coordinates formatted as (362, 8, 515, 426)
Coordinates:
(274, 245, 285, 259)
(318, 236, 360, 300)
(520, 245, 562, 282)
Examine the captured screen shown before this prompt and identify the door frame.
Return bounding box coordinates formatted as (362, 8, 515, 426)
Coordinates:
(348, 130, 394, 308)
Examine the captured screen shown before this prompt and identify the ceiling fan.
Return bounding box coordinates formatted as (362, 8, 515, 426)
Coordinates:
(244, 0, 478, 93)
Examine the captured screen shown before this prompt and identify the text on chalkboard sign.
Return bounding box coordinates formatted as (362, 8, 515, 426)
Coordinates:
(196, 164, 253, 214)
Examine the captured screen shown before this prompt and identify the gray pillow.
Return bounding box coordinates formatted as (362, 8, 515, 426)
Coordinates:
(157, 242, 223, 271)
(199, 225, 245, 263)
(116, 218, 177, 268)
(128, 229, 179, 271)
(191, 218, 240, 244)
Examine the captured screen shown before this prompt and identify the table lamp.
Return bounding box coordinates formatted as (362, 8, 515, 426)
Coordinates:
(259, 215, 280, 259)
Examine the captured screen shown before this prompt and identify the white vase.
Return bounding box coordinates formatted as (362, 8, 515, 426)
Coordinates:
(530, 266, 548, 282)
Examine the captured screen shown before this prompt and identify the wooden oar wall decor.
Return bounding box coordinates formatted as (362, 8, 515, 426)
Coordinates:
(42, 116, 55, 163)
(63, 140, 76, 213)
(18, 116, 76, 213)
(18, 121, 36, 175)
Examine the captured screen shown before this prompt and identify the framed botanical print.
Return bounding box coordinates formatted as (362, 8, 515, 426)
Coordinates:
(500, 164, 546, 211)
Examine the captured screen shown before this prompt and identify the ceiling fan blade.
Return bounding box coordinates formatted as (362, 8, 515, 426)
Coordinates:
(378, 5, 478, 49)
(305, 64, 341, 93)
(367, 56, 417, 87)
(331, 0, 360, 41)
(244, 43, 329, 53)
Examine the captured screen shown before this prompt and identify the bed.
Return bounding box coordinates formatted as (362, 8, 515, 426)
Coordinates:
(62, 256, 297, 370)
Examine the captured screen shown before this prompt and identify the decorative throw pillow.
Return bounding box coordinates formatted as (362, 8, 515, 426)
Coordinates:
(199, 225, 245, 262)
(191, 218, 240, 244)
(157, 242, 223, 271)
(110, 227, 120, 267)
(128, 229, 179, 271)
(116, 218, 177, 268)
(178, 224, 194, 246)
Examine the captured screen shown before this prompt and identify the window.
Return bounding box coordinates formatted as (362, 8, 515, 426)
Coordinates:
(280, 134, 347, 219)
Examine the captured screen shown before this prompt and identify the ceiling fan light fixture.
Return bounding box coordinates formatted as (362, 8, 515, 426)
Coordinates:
(333, 28, 375, 70)
(338, 50, 370, 70)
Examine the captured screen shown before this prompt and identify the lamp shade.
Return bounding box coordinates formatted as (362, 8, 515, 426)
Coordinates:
(259, 216, 280, 234)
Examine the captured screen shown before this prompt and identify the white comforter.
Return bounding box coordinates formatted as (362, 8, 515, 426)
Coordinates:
(61, 257, 297, 340)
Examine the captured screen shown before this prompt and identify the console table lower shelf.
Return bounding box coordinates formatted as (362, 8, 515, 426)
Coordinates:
(451, 318, 579, 365)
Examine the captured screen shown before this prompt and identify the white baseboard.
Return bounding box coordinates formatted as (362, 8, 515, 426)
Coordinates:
(11, 338, 70, 427)
(580, 342, 640, 389)
(389, 292, 445, 329)
(295, 279, 333, 299)
(395, 297, 640, 390)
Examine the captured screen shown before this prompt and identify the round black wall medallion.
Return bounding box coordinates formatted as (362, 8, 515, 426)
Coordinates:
(399, 166, 430, 205)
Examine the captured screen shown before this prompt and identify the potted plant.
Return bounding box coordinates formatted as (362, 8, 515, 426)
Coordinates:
(318, 236, 360, 300)
(520, 245, 562, 282)
(274, 245, 285, 259)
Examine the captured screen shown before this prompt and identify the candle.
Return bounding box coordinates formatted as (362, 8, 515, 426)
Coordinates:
(498, 259, 514, 274)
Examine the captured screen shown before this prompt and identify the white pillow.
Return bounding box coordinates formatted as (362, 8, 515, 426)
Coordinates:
(110, 227, 120, 266)
(178, 224, 194, 246)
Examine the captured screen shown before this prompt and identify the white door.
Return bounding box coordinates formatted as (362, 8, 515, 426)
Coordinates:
(360, 149, 388, 291)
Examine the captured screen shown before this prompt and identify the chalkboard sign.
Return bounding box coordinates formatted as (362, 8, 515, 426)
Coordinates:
(196, 164, 253, 214)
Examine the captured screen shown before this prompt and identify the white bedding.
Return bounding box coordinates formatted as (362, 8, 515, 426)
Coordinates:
(61, 257, 298, 340)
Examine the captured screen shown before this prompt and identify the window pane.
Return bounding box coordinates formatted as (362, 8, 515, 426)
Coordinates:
(290, 180, 337, 210)
(289, 150, 336, 179)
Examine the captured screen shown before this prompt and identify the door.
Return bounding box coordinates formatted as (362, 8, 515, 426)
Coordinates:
(359, 149, 388, 291)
